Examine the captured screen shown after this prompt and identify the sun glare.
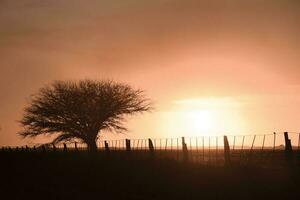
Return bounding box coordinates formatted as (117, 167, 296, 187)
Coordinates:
(184, 110, 214, 132)
(159, 98, 246, 137)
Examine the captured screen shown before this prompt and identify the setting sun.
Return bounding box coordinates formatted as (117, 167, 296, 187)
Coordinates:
(158, 98, 246, 137)
(184, 110, 214, 132)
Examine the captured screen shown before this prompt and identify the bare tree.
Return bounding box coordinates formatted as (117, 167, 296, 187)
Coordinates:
(19, 80, 152, 151)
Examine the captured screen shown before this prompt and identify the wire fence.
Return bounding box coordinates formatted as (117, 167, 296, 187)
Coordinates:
(94, 132, 300, 165)
(95, 132, 300, 151)
(2, 132, 300, 165)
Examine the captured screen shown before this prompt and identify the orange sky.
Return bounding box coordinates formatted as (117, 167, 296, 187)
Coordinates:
(1, 0, 300, 146)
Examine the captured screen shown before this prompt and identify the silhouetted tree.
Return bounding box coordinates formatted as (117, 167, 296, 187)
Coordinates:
(19, 80, 152, 152)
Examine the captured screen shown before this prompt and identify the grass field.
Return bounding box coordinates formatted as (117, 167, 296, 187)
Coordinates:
(1, 150, 300, 200)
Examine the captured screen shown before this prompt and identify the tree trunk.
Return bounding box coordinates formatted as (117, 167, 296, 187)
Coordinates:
(87, 138, 98, 152)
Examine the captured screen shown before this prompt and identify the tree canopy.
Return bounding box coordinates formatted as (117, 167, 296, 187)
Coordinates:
(19, 80, 152, 151)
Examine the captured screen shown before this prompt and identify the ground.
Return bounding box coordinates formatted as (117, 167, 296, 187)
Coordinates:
(1, 151, 299, 200)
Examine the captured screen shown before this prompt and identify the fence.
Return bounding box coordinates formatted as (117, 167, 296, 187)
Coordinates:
(1, 132, 300, 166)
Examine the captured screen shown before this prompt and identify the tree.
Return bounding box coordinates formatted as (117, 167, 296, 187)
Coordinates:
(19, 80, 152, 151)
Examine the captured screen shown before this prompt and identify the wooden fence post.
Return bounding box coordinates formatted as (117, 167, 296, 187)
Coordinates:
(74, 142, 78, 151)
(63, 143, 67, 152)
(297, 133, 300, 151)
(284, 132, 293, 163)
(182, 137, 189, 162)
(104, 141, 109, 152)
(273, 132, 276, 153)
(224, 135, 231, 166)
(126, 139, 131, 151)
(148, 139, 154, 153)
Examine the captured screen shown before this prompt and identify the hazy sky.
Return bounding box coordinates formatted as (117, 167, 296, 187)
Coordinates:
(1, 0, 300, 146)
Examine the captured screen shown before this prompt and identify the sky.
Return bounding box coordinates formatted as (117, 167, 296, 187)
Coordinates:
(1, 0, 300, 146)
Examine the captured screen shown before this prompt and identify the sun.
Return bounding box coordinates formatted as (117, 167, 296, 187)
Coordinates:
(159, 97, 246, 137)
(160, 108, 217, 137)
(184, 110, 214, 132)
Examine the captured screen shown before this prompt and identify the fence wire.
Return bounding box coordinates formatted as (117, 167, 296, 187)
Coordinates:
(2, 132, 300, 165)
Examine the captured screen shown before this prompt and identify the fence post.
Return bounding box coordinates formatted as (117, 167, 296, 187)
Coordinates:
(104, 141, 109, 152)
(182, 137, 189, 162)
(298, 133, 300, 161)
(284, 132, 293, 163)
(273, 132, 276, 153)
(298, 133, 300, 151)
(63, 143, 67, 152)
(126, 139, 131, 152)
(74, 142, 78, 151)
(223, 135, 231, 166)
(148, 139, 154, 153)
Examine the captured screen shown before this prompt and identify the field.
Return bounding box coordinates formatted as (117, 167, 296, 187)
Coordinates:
(1, 150, 300, 200)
